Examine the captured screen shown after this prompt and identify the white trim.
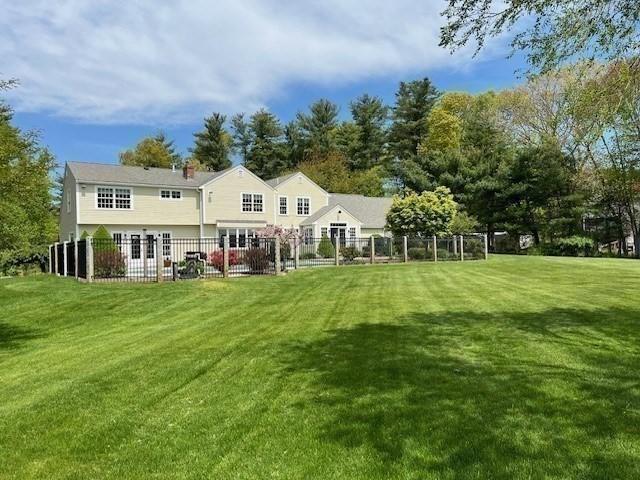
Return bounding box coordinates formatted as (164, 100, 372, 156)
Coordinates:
(72, 180, 200, 190)
(159, 188, 183, 201)
(296, 196, 311, 217)
(240, 191, 264, 213)
(199, 165, 276, 191)
(278, 195, 289, 215)
(94, 185, 134, 210)
(271, 171, 329, 196)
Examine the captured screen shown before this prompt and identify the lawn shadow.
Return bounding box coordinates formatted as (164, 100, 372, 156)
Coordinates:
(0, 322, 43, 351)
(276, 307, 640, 478)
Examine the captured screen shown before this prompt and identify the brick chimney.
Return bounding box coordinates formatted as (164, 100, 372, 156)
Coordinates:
(183, 163, 195, 180)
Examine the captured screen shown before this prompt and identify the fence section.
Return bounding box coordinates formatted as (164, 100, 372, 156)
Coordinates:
(49, 234, 487, 283)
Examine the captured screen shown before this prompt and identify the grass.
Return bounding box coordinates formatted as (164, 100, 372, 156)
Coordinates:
(1, 255, 639, 479)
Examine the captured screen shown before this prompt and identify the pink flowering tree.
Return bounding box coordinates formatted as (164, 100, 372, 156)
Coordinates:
(255, 225, 303, 245)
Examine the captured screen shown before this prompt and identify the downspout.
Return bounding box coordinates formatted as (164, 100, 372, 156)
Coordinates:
(199, 187, 205, 238)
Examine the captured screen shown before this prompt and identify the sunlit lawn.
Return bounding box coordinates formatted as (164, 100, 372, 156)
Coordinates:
(1, 256, 639, 479)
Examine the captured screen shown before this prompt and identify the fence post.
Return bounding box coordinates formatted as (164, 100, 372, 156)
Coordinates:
(484, 233, 489, 260)
(223, 236, 229, 278)
(156, 237, 164, 283)
(334, 238, 340, 266)
(275, 239, 282, 275)
(403, 236, 408, 263)
(53, 243, 58, 275)
(87, 237, 94, 283)
(453, 234, 458, 255)
(370, 235, 375, 264)
(460, 235, 465, 262)
(433, 235, 438, 262)
(294, 241, 299, 269)
(142, 229, 148, 279)
(74, 240, 79, 278)
(63, 241, 68, 276)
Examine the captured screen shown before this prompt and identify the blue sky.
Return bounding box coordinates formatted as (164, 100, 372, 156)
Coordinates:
(4, 1, 526, 169)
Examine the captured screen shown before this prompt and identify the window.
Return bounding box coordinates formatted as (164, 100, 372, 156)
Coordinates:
(115, 188, 131, 209)
(297, 197, 310, 216)
(112, 233, 123, 251)
(321, 227, 328, 237)
(97, 186, 131, 209)
(241, 193, 264, 213)
(97, 187, 113, 209)
(146, 234, 155, 258)
(349, 227, 356, 239)
(162, 232, 171, 257)
(160, 189, 182, 200)
(279, 196, 288, 215)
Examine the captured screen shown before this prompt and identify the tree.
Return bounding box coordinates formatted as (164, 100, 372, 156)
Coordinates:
(191, 113, 232, 171)
(283, 120, 305, 168)
(230, 113, 251, 165)
(296, 151, 385, 196)
(501, 142, 583, 244)
(154, 132, 182, 165)
(119, 135, 179, 168)
(245, 109, 286, 179)
(388, 78, 440, 164)
(439, 0, 640, 72)
(0, 91, 56, 272)
(296, 99, 340, 157)
(349, 94, 389, 170)
(386, 187, 458, 238)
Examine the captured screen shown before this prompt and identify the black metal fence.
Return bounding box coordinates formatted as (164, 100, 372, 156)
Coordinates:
(49, 234, 487, 283)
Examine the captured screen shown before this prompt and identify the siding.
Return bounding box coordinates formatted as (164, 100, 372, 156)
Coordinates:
(77, 184, 200, 226)
(79, 224, 200, 238)
(202, 167, 274, 225)
(273, 174, 329, 228)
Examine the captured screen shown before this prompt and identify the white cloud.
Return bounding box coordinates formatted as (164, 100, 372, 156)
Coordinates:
(1, 0, 506, 124)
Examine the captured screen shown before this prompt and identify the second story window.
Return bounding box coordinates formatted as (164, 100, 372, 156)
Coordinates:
(97, 186, 131, 209)
(160, 189, 182, 200)
(297, 197, 310, 216)
(242, 193, 264, 213)
(279, 196, 288, 215)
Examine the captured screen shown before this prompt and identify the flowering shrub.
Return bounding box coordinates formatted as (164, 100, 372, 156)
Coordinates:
(94, 250, 126, 278)
(244, 247, 270, 273)
(207, 249, 239, 270)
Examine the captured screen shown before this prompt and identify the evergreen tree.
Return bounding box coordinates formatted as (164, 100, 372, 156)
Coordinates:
(245, 109, 286, 179)
(230, 113, 251, 165)
(296, 99, 340, 157)
(388, 78, 440, 165)
(283, 120, 305, 168)
(350, 94, 389, 170)
(190, 113, 232, 171)
(153, 132, 182, 165)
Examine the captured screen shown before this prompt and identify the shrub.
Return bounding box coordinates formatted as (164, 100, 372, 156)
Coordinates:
(340, 246, 360, 261)
(244, 247, 270, 273)
(93, 225, 118, 253)
(556, 236, 595, 257)
(317, 235, 335, 258)
(437, 248, 459, 260)
(408, 247, 427, 260)
(300, 252, 317, 260)
(207, 249, 239, 270)
(94, 250, 126, 278)
(463, 237, 484, 257)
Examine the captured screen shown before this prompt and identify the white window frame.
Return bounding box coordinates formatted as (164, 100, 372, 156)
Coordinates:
(159, 189, 183, 201)
(95, 185, 133, 210)
(161, 232, 172, 258)
(278, 195, 288, 215)
(240, 192, 264, 213)
(296, 196, 310, 216)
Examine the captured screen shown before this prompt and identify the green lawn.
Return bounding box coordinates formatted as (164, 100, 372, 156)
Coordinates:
(1, 256, 639, 479)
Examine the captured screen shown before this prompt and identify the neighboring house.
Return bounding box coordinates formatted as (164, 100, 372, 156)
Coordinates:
(59, 162, 393, 253)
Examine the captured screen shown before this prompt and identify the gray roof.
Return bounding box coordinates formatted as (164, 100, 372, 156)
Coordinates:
(265, 172, 297, 188)
(299, 205, 335, 225)
(328, 193, 393, 228)
(67, 162, 227, 188)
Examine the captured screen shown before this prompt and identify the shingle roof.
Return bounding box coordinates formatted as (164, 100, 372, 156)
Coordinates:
(299, 205, 335, 225)
(67, 162, 227, 188)
(328, 193, 393, 228)
(265, 172, 297, 188)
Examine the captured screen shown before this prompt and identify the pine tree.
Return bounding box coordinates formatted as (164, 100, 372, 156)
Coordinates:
(153, 132, 182, 165)
(230, 113, 251, 165)
(350, 94, 389, 170)
(296, 99, 340, 157)
(190, 113, 232, 171)
(388, 78, 440, 163)
(245, 109, 286, 179)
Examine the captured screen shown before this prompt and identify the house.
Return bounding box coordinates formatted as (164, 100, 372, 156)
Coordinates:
(59, 162, 393, 253)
